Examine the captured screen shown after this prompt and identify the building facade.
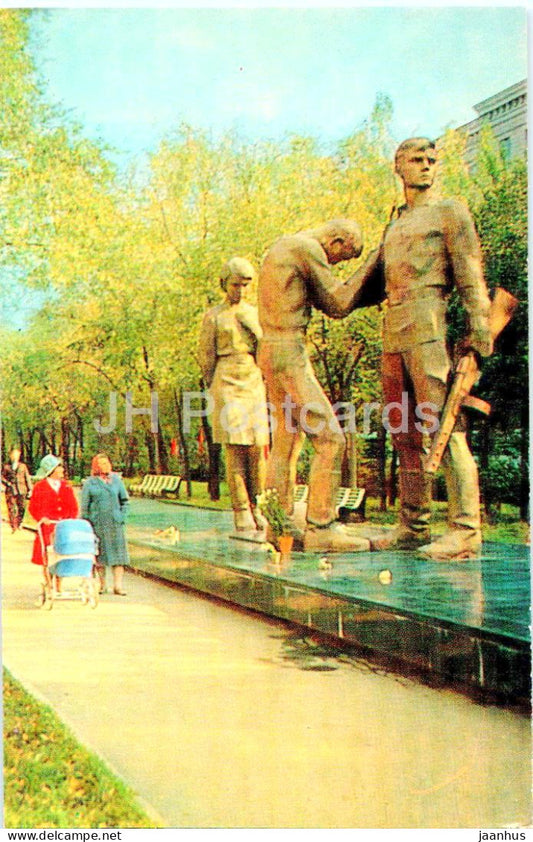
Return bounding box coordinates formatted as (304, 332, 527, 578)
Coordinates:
(457, 79, 527, 167)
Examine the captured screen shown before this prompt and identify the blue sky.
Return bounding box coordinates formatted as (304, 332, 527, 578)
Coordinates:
(28, 7, 527, 162)
(2, 5, 528, 330)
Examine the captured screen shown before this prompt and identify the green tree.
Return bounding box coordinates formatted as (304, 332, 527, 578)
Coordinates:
(438, 126, 528, 519)
(473, 147, 528, 520)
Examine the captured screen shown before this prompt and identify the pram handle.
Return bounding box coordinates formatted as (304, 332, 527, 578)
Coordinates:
(36, 519, 59, 568)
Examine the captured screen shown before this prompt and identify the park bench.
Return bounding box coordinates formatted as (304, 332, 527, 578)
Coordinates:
(293, 484, 366, 521)
(293, 484, 309, 504)
(130, 474, 182, 498)
(335, 486, 366, 521)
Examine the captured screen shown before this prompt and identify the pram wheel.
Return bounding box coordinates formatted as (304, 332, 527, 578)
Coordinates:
(88, 586, 99, 610)
(88, 578, 99, 609)
(48, 520, 99, 608)
(81, 578, 99, 609)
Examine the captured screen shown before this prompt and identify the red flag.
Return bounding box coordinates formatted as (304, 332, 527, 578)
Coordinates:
(170, 438, 179, 457)
(197, 427, 205, 456)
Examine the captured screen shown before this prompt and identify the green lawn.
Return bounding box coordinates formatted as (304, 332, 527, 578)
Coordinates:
(128, 479, 529, 545)
(4, 670, 157, 829)
(365, 498, 530, 545)
(175, 479, 233, 510)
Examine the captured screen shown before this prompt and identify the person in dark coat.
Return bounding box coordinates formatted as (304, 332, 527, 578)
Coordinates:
(28, 454, 79, 591)
(81, 453, 129, 596)
(2, 448, 33, 532)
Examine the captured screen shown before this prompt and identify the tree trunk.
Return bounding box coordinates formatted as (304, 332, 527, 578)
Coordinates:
(69, 412, 83, 478)
(208, 442, 222, 501)
(77, 414, 84, 477)
(341, 432, 358, 487)
(200, 412, 221, 501)
(156, 429, 169, 474)
(389, 448, 398, 506)
(145, 431, 157, 473)
(340, 440, 350, 487)
(478, 421, 494, 523)
(123, 435, 138, 478)
(519, 403, 529, 521)
(25, 428, 38, 471)
(38, 430, 49, 459)
(198, 377, 221, 500)
(60, 417, 70, 475)
(173, 389, 192, 498)
(49, 422, 57, 456)
(140, 346, 162, 474)
(377, 424, 388, 511)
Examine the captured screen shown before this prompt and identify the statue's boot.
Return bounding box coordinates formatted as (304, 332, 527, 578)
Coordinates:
(417, 528, 481, 561)
(304, 522, 370, 553)
(370, 469, 431, 551)
(371, 525, 431, 551)
(234, 507, 257, 532)
(418, 433, 482, 560)
(251, 507, 268, 532)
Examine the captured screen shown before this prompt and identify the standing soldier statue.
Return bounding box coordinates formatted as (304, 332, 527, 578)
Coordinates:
(355, 137, 494, 560)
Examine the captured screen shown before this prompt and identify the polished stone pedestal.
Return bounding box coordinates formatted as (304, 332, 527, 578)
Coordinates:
(126, 499, 530, 707)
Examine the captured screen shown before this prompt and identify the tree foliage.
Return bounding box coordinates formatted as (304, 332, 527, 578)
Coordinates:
(0, 11, 528, 518)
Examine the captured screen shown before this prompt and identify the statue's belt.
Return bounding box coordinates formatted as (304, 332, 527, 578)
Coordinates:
(383, 296, 447, 353)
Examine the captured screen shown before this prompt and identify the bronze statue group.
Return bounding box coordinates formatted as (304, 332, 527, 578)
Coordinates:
(199, 137, 505, 561)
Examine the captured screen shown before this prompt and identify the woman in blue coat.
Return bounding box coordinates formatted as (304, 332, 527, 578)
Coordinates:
(81, 453, 129, 596)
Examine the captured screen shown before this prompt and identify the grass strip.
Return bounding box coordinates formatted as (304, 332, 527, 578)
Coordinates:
(142, 480, 529, 544)
(4, 669, 158, 829)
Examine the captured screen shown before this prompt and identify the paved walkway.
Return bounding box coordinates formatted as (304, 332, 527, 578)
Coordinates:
(2, 527, 531, 828)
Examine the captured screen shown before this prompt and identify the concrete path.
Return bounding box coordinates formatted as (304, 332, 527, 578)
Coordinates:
(2, 527, 531, 828)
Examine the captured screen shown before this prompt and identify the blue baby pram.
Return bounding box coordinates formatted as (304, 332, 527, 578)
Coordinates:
(39, 518, 99, 609)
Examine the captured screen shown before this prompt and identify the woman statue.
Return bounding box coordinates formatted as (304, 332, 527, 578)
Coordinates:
(199, 257, 269, 532)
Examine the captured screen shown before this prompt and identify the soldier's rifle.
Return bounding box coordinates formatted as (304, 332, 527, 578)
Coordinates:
(424, 287, 519, 475)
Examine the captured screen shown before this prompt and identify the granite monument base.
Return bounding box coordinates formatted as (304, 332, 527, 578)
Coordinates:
(126, 499, 530, 709)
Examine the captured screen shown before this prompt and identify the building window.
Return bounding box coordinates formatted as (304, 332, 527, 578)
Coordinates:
(500, 137, 511, 159)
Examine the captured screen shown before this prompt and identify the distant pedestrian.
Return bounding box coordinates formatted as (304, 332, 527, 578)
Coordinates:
(29, 454, 79, 592)
(81, 453, 129, 596)
(2, 448, 33, 532)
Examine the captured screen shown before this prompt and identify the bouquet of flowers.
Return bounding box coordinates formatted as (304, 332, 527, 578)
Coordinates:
(256, 488, 291, 539)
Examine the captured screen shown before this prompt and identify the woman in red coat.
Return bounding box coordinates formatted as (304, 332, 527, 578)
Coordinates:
(29, 454, 79, 589)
